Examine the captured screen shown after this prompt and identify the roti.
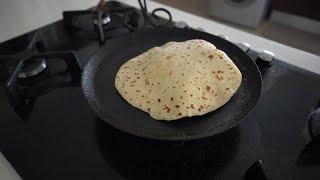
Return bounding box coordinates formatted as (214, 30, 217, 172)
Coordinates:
(115, 39, 242, 121)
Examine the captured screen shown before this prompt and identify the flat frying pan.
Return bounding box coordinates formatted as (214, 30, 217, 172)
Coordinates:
(82, 27, 262, 141)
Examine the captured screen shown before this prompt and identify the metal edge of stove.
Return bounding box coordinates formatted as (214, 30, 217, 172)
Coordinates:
(0, 153, 21, 180)
(245, 48, 320, 78)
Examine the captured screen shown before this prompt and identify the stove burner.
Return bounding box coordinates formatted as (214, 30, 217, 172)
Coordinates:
(18, 58, 47, 78)
(123, 10, 144, 30)
(3, 50, 81, 117)
(63, 0, 129, 45)
(63, 0, 172, 45)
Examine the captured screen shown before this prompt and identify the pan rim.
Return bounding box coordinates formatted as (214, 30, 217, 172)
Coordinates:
(82, 27, 262, 141)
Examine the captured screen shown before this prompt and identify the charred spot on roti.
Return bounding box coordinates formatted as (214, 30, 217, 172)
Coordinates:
(206, 85, 211, 92)
(163, 105, 171, 113)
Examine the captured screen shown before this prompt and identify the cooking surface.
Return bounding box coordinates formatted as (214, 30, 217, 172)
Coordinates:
(0, 86, 263, 180)
(82, 28, 261, 140)
(1, 52, 320, 180)
(1, 1, 320, 180)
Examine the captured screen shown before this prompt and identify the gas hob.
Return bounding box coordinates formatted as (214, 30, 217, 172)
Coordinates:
(0, 1, 320, 180)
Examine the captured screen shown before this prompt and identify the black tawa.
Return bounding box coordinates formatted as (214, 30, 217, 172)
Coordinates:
(82, 27, 262, 140)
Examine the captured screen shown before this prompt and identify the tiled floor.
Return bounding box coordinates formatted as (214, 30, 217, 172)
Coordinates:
(153, 0, 320, 55)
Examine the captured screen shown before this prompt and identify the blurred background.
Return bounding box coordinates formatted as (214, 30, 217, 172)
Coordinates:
(0, 0, 318, 55)
(153, 0, 320, 55)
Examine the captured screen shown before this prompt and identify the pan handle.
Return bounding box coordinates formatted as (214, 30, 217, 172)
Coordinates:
(298, 100, 320, 165)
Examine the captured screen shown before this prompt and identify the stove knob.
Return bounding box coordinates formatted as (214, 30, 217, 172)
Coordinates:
(175, 21, 188, 29)
(196, 27, 206, 32)
(217, 34, 230, 41)
(236, 42, 251, 52)
(257, 50, 275, 67)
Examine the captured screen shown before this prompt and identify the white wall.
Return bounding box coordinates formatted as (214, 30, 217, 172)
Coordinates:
(0, 0, 99, 43)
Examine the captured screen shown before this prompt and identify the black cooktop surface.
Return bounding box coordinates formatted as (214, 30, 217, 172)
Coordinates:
(1, 1, 320, 180)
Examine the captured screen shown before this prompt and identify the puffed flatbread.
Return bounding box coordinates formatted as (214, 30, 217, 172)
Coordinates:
(115, 39, 242, 121)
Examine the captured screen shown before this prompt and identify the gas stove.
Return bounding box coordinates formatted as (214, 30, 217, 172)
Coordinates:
(1, 1, 320, 180)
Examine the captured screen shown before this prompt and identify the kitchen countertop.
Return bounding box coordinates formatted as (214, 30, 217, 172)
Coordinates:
(0, 0, 320, 179)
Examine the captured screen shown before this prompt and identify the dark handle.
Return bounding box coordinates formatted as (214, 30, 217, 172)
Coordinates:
(298, 100, 320, 165)
(138, 0, 172, 28)
(150, 8, 172, 27)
